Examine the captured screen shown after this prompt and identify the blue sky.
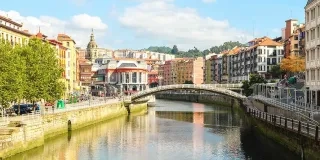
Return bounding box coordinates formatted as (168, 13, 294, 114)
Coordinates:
(0, 0, 306, 51)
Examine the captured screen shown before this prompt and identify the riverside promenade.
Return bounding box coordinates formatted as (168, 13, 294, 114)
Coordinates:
(0, 97, 123, 127)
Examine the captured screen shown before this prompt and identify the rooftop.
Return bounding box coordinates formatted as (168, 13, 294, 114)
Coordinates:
(0, 15, 22, 27)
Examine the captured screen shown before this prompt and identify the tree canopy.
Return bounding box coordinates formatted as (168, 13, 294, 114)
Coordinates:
(0, 38, 64, 108)
(144, 41, 246, 58)
(280, 55, 305, 73)
(242, 74, 267, 96)
(270, 65, 285, 79)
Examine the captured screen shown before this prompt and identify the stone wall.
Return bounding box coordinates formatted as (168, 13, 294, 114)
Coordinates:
(0, 102, 147, 159)
(155, 93, 239, 107)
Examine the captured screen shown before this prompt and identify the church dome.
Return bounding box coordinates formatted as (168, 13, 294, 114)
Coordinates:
(87, 40, 98, 49)
(87, 29, 98, 49)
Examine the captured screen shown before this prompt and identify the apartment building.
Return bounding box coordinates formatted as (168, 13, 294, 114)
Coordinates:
(0, 15, 32, 45)
(162, 57, 204, 85)
(231, 37, 284, 82)
(283, 19, 306, 57)
(305, 0, 320, 104)
(57, 34, 78, 94)
(205, 37, 284, 83)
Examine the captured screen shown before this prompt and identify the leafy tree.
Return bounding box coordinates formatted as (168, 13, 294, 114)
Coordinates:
(184, 80, 194, 84)
(270, 65, 285, 79)
(242, 74, 267, 96)
(0, 41, 25, 109)
(145, 46, 172, 54)
(17, 38, 64, 104)
(210, 41, 246, 54)
(144, 41, 245, 58)
(280, 55, 305, 73)
(171, 45, 179, 54)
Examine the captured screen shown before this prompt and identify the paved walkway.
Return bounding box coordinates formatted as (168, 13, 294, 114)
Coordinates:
(0, 97, 122, 127)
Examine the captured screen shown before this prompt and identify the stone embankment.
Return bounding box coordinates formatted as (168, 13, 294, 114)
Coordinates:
(0, 102, 147, 159)
(155, 93, 239, 107)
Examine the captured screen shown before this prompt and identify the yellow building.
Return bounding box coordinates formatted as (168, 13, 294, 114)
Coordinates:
(57, 34, 78, 95)
(0, 15, 32, 45)
(204, 59, 212, 84)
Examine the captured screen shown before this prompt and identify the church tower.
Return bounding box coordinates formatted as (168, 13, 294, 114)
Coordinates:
(87, 29, 98, 62)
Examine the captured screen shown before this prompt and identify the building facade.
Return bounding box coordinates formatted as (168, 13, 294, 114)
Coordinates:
(0, 15, 32, 45)
(92, 56, 149, 96)
(161, 57, 204, 85)
(57, 34, 78, 95)
(204, 37, 284, 84)
(283, 19, 305, 57)
(305, 0, 320, 104)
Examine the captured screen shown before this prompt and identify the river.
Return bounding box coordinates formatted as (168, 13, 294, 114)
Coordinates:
(6, 99, 300, 160)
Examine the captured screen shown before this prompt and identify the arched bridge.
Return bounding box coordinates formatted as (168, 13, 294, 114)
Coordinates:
(129, 84, 246, 102)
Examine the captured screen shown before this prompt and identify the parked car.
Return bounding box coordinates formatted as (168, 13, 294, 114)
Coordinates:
(12, 104, 32, 115)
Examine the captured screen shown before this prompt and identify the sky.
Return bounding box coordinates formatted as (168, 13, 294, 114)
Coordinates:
(0, 0, 306, 51)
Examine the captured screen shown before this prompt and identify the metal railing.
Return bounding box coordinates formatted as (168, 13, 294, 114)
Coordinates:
(0, 111, 41, 127)
(130, 84, 246, 101)
(247, 107, 319, 141)
(43, 99, 121, 115)
(252, 83, 320, 117)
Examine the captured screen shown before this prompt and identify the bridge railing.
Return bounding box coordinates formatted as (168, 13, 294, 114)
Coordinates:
(131, 84, 246, 100)
(247, 107, 319, 141)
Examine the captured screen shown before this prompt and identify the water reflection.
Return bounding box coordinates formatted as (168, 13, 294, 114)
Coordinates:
(6, 99, 300, 160)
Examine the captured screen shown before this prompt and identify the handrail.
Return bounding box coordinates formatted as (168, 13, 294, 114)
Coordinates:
(251, 95, 319, 125)
(130, 84, 246, 101)
(247, 107, 319, 141)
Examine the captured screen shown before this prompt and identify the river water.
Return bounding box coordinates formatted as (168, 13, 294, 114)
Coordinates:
(6, 100, 300, 160)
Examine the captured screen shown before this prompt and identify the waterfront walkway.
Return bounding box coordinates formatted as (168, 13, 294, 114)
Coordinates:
(0, 97, 122, 127)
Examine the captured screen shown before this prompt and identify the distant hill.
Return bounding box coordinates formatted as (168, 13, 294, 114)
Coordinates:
(144, 41, 246, 58)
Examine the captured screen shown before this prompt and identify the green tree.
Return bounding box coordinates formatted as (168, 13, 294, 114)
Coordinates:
(171, 45, 179, 54)
(242, 74, 267, 96)
(270, 65, 285, 79)
(17, 38, 64, 104)
(0, 40, 26, 109)
(145, 46, 172, 54)
(184, 80, 194, 84)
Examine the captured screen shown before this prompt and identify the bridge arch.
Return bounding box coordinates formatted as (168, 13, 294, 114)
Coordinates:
(130, 84, 246, 102)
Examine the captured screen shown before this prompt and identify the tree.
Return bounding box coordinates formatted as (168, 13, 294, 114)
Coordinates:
(242, 74, 267, 96)
(144, 41, 245, 58)
(280, 55, 305, 73)
(0, 40, 26, 109)
(17, 38, 64, 104)
(270, 65, 285, 79)
(171, 45, 179, 54)
(184, 80, 194, 84)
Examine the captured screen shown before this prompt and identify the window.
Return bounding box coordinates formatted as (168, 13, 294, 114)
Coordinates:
(311, 49, 316, 60)
(294, 36, 298, 40)
(311, 70, 315, 80)
(318, 26, 320, 38)
(311, 8, 316, 20)
(67, 42, 70, 47)
(294, 44, 298, 49)
(307, 12, 310, 22)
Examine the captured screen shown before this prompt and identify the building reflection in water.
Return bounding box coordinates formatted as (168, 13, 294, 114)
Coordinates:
(7, 101, 249, 160)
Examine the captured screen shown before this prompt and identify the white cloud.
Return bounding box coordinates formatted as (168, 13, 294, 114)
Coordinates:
(0, 10, 108, 48)
(118, 1, 252, 50)
(202, 0, 216, 3)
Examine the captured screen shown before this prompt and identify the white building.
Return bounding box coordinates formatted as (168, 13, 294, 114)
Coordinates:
(305, 0, 320, 105)
(229, 37, 284, 83)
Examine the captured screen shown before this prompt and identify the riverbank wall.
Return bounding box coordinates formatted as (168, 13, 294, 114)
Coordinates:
(155, 93, 239, 107)
(0, 102, 147, 159)
(156, 93, 320, 160)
